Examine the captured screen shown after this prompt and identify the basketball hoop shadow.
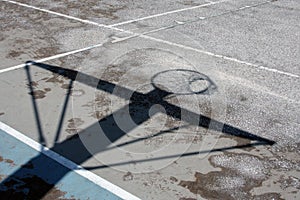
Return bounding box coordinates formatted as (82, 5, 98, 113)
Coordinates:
(0, 61, 275, 199)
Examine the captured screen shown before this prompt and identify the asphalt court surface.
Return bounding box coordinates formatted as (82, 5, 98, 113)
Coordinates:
(0, 0, 300, 199)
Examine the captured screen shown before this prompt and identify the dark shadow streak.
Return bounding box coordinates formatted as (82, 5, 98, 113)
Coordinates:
(25, 65, 46, 146)
(0, 62, 275, 199)
(103, 125, 188, 152)
(35, 62, 275, 145)
(53, 79, 73, 143)
(84, 142, 267, 170)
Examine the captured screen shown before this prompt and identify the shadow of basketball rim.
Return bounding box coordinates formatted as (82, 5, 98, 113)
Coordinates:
(0, 61, 275, 199)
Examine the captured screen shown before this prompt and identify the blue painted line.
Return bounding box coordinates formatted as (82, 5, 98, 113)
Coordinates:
(0, 129, 122, 199)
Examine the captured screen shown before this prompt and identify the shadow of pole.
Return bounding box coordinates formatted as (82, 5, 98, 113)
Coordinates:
(25, 65, 46, 147)
(53, 78, 74, 144)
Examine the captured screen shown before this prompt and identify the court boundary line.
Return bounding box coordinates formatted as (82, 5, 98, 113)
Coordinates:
(0, 121, 141, 200)
(1, 0, 299, 79)
(0, 43, 104, 74)
(108, 0, 230, 27)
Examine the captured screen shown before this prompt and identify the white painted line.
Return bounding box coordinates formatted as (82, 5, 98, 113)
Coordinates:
(0, 43, 104, 74)
(138, 34, 300, 78)
(217, 71, 300, 103)
(108, 0, 230, 27)
(0, 121, 141, 200)
(1, 0, 106, 28)
(2, 0, 299, 79)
